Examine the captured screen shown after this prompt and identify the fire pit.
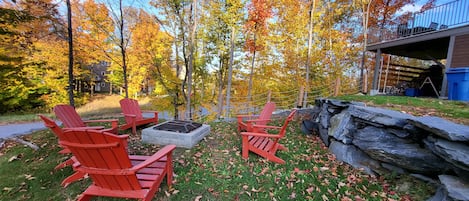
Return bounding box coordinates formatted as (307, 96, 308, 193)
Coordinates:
(142, 120, 210, 148)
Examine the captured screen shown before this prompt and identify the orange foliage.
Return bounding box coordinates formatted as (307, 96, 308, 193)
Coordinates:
(244, 0, 273, 53)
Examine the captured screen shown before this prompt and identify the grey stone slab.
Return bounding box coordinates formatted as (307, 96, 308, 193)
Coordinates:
(426, 186, 454, 201)
(319, 103, 330, 129)
(439, 175, 469, 201)
(328, 110, 354, 144)
(348, 105, 415, 127)
(409, 116, 469, 142)
(425, 136, 469, 171)
(329, 141, 379, 175)
(353, 126, 447, 174)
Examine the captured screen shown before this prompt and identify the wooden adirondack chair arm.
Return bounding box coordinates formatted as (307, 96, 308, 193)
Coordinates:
(246, 118, 271, 123)
(142, 110, 158, 115)
(83, 119, 119, 128)
(131, 145, 176, 171)
(252, 125, 282, 130)
(241, 132, 282, 138)
(63, 126, 105, 131)
(122, 113, 137, 118)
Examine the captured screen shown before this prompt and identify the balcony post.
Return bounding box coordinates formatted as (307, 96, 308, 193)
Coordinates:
(371, 48, 382, 95)
(441, 35, 455, 98)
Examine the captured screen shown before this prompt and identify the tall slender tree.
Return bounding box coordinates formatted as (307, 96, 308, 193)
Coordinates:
(304, 0, 316, 107)
(245, 0, 272, 102)
(66, 0, 75, 106)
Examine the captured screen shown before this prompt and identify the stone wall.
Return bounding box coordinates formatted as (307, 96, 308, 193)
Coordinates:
(301, 99, 469, 201)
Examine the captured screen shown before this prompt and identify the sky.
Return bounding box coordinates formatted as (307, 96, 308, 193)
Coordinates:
(400, 0, 455, 14)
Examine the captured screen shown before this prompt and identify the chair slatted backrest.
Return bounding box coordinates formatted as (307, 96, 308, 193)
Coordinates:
(277, 109, 297, 139)
(60, 130, 141, 190)
(38, 115, 66, 139)
(257, 102, 276, 125)
(120, 98, 144, 123)
(54, 104, 86, 128)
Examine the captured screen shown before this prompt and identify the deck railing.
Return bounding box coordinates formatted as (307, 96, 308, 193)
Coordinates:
(368, 0, 469, 44)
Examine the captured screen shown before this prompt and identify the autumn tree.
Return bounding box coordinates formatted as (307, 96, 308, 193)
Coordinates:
(0, 0, 68, 112)
(244, 0, 272, 102)
(199, 0, 244, 118)
(127, 9, 172, 98)
(151, 0, 201, 119)
(271, 0, 313, 105)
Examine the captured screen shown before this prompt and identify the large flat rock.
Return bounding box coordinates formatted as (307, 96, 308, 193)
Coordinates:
(439, 175, 469, 201)
(409, 116, 469, 142)
(353, 126, 447, 174)
(424, 136, 469, 171)
(348, 105, 415, 128)
(329, 141, 380, 175)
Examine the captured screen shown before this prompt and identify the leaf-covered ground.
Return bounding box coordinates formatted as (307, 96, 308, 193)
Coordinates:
(127, 119, 435, 201)
(0, 118, 435, 200)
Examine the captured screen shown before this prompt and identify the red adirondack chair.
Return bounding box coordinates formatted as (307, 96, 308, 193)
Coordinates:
(241, 109, 297, 164)
(237, 102, 276, 133)
(59, 129, 175, 201)
(53, 104, 119, 134)
(38, 115, 86, 187)
(119, 98, 158, 135)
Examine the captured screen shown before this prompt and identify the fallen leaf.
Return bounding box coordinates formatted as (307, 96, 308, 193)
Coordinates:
(294, 167, 300, 173)
(194, 195, 202, 201)
(338, 182, 346, 188)
(341, 196, 352, 201)
(322, 194, 329, 201)
(306, 186, 314, 194)
(8, 156, 18, 162)
(24, 174, 35, 180)
(3, 187, 13, 192)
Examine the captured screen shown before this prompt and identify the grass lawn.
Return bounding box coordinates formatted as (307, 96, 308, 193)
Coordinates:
(2, 94, 465, 200)
(0, 117, 435, 200)
(336, 95, 469, 125)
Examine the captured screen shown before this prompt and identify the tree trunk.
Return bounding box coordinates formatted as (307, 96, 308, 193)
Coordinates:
(361, 0, 372, 93)
(66, 0, 75, 107)
(119, 0, 128, 98)
(247, 33, 256, 103)
(217, 78, 224, 118)
(225, 27, 235, 118)
(304, 0, 316, 107)
(186, 0, 197, 120)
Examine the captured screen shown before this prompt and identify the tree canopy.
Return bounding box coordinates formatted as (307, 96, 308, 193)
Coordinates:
(0, 0, 432, 115)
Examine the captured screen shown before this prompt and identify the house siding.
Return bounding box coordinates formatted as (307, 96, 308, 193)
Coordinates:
(451, 34, 469, 68)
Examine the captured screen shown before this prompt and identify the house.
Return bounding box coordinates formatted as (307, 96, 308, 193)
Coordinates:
(366, 0, 469, 100)
(77, 61, 112, 93)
